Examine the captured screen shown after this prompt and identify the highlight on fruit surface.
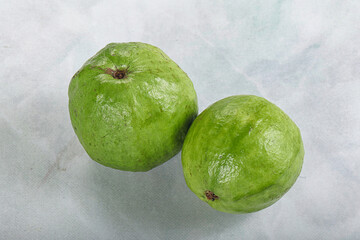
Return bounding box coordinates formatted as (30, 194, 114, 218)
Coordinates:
(181, 95, 304, 213)
(69, 42, 198, 172)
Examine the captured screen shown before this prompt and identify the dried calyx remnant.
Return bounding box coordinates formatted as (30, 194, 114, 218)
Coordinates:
(105, 68, 127, 79)
(205, 190, 219, 201)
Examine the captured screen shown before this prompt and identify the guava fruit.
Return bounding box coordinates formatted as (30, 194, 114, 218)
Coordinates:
(68, 42, 198, 172)
(181, 95, 304, 213)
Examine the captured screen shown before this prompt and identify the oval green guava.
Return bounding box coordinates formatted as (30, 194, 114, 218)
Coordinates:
(181, 95, 304, 213)
(69, 42, 198, 171)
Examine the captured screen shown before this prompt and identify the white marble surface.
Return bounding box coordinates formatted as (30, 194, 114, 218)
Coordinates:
(1, 0, 360, 239)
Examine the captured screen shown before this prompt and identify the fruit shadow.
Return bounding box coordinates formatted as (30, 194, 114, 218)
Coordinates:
(86, 152, 249, 238)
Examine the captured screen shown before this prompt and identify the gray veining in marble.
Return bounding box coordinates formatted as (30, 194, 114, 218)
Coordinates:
(1, 0, 359, 239)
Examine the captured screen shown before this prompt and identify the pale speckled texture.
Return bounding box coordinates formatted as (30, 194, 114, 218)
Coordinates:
(0, 0, 360, 239)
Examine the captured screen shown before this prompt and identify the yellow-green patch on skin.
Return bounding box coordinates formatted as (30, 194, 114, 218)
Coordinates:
(181, 95, 304, 213)
(69, 42, 198, 171)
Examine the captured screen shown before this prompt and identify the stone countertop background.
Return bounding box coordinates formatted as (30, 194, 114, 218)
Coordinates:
(1, 0, 359, 239)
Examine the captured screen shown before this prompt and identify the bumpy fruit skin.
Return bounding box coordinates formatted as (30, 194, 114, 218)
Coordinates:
(181, 95, 304, 213)
(69, 42, 198, 171)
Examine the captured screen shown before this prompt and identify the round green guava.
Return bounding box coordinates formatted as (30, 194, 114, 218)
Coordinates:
(69, 42, 198, 171)
(181, 95, 304, 213)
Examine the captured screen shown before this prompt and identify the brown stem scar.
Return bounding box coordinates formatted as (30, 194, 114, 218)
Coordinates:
(205, 190, 219, 201)
(105, 68, 127, 79)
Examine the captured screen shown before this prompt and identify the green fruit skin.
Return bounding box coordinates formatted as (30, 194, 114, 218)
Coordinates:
(69, 42, 198, 171)
(181, 95, 304, 213)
